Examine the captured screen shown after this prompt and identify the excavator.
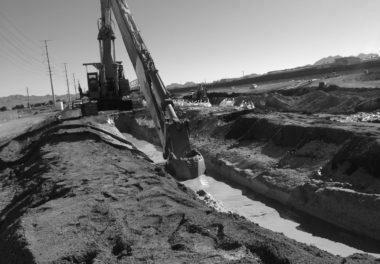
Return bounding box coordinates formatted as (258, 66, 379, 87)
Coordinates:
(81, 0, 132, 112)
(81, 0, 205, 179)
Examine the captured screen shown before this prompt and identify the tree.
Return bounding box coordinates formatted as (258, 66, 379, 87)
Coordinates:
(12, 104, 25, 110)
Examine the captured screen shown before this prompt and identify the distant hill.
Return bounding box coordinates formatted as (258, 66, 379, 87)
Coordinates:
(167, 52, 380, 92)
(243, 73, 259, 78)
(314, 53, 379, 66)
(357, 53, 379, 60)
(0, 94, 71, 110)
(166, 82, 198, 90)
(314, 55, 342, 65)
(167, 74, 261, 90)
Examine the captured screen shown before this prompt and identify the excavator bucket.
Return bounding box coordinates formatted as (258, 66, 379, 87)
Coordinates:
(167, 150, 206, 181)
(165, 122, 206, 180)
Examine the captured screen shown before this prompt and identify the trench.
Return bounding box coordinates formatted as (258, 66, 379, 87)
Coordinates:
(118, 128, 380, 258)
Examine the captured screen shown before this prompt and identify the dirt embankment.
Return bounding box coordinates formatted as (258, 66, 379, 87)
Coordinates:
(0, 113, 57, 146)
(169, 59, 380, 93)
(193, 109, 380, 242)
(1, 116, 375, 263)
(115, 108, 380, 244)
(206, 86, 380, 115)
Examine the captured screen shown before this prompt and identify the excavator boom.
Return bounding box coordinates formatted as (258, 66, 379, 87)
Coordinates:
(109, 0, 205, 179)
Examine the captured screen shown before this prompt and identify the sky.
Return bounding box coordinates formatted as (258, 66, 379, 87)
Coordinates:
(1, 0, 380, 97)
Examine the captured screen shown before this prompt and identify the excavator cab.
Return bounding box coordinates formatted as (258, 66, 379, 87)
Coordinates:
(81, 64, 133, 115)
(81, 0, 133, 114)
(117, 64, 131, 97)
(87, 72, 100, 99)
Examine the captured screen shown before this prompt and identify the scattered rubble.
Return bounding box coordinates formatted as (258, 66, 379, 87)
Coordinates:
(330, 111, 380, 123)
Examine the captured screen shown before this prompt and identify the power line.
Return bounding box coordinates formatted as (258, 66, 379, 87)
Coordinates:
(0, 16, 44, 59)
(0, 30, 45, 66)
(0, 17, 43, 56)
(0, 52, 48, 75)
(0, 45, 45, 70)
(0, 11, 47, 72)
(0, 10, 41, 49)
(50, 67, 65, 78)
(0, 32, 45, 67)
(0, 40, 45, 71)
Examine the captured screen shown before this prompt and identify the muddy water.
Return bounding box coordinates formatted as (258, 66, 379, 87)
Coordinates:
(184, 175, 380, 257)
(122, 132, 380, 258)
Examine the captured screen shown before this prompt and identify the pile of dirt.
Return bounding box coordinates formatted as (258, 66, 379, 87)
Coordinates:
(205, 87, 380, 115)
(2, 116, 374, 263)
(356, 97, 380, 112)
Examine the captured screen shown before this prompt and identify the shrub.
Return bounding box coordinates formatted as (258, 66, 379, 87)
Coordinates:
(12, 104, 25, 110)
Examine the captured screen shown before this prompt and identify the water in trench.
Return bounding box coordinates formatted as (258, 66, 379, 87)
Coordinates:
(121, 132, 380, 258)
(184, 175, 380, 257)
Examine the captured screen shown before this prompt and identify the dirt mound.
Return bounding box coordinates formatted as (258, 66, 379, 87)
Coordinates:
(295, 90, 343, 112)
(2, 117, 371, 263)
(248, 89, 369, 114)
(205, 87, 380, 115)
(225, 114, 351, 146)
(356, 97, 380, 112)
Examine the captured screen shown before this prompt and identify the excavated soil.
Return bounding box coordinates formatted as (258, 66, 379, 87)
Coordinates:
(113, 106, 380, 247)
(186, 108, 380, 242)
(196, 86, 380, 115)
(1, 114, 377, 263)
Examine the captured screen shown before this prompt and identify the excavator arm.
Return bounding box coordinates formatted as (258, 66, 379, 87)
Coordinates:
(109, 0, 205, 179)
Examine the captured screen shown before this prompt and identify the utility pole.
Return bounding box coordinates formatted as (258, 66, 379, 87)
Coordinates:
(63, 63, 71, 108)
(72, 73, 77, 99)
(26, 87, 31, 109)
(43, 40, 56, 105)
